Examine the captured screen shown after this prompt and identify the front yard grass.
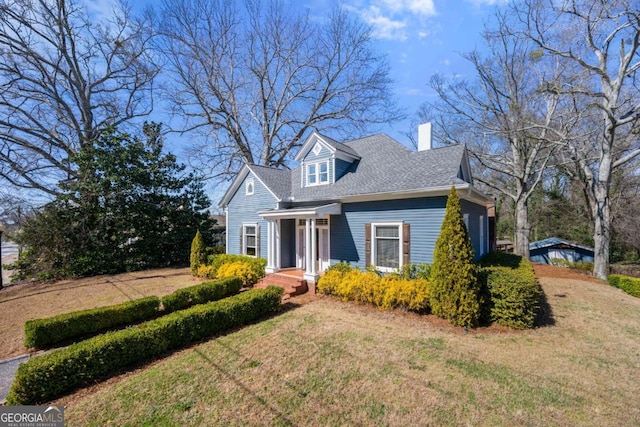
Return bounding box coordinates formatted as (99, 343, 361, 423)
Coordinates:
(61, 269, 640, 426)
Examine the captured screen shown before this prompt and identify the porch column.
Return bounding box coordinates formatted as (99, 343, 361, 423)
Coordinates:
(310, 217, 317, 276)
(265, 220, 277, 274)
(275, 219, 281, 270)
(304, 219, 311, 274)
(304, 217, 318, 283)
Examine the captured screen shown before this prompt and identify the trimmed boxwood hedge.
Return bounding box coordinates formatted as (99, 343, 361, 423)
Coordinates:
(24, 277, 243, 350)
(161, 277, 243, 313)
(608, 274, 640, 298)
(7, 286, 284, 405)
(479, 252, 543, 329)
(24, 296, 161, 349)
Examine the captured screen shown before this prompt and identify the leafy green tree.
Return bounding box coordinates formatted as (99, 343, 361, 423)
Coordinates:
(14, 124, 212, 279)
(190, 230, 207, 274)
(429, 186, 481, 327)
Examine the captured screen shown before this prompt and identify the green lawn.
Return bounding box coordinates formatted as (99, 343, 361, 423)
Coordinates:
(63, 274, 640, 426)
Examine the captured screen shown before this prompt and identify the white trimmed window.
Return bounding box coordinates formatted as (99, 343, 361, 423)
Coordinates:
(242, 224, 258, 257)
(245, 178, 254, 195)
(306, 161, 329, 186)
(372, 223, 402, 271)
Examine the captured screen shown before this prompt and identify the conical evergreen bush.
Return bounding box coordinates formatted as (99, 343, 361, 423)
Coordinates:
(429, 186, 481, 327)
(190, 230, 207, 274)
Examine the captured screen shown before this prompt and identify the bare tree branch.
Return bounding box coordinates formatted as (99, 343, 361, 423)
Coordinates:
(0, 0, 159, 195)
(156, 0, 403, 180)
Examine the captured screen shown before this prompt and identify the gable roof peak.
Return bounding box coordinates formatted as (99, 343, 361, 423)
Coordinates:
(294, 131, 360, 162)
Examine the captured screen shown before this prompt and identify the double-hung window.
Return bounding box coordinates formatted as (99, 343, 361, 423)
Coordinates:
(243, 224, 258, 257)
(372, 223, 402, 271)
(306, 161, 329, 186)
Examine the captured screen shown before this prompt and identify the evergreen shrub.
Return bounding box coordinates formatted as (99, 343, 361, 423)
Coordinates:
(7, 286, 283, 405)
(608, 274, 640, 298)
(479, 252, 542, 329)
(24, 297, 161, 349)
(429, 186, 481, 327)
(190, 230, 207, 274)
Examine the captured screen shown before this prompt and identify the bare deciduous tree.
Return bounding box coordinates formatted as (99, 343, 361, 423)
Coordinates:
(417, 14, 571, 258)
(0, 0, 159, 196)
(515, 0, 640, 279)
(156, 0, 403, 179)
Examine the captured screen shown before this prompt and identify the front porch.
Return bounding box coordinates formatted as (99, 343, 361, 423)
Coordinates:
(258, 203, 340, 286)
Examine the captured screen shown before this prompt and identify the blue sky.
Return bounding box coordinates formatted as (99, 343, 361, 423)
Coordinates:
(303, 0, 508, 144)
(85, 0, 506, 146)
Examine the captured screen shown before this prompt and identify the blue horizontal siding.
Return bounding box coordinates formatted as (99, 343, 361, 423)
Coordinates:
(460, 199, 488, 260)
(226, 172, 277, 258)
(330, 197, 447, 269)
(335, 158, 353, 181)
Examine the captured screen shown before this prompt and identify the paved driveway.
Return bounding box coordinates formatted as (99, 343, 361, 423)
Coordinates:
(0, 354, 29, 403)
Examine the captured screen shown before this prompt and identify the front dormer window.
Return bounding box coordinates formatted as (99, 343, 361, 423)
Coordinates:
(307, 161, 329, 186)
(245, 178, 254, 195)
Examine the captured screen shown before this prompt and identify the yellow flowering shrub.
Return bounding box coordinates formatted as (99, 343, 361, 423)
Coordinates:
(216, 261, 259, 287)
(318, 266, 430, 313)
(196, 264, 216, 279)
(317, 269, 343, 295)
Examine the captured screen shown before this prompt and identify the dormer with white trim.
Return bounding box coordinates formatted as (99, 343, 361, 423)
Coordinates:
(294, 132, 360, 188)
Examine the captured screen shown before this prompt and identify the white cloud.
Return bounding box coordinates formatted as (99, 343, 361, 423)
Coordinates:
(82, 0, 120, 21)
(347, 0, 436, 41)
(359, 5, 408, 40)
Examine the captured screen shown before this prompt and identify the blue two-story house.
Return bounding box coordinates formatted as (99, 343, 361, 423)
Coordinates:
(219, 124, 491, 291)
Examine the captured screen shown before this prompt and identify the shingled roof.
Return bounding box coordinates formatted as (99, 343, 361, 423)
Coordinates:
(291, 134, 468, 202)
(247, 164, 291, 200)
(220, 133, 475, 207)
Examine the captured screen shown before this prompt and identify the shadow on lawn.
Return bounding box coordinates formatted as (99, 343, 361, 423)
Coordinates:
(535, 291, 556, 328)
(193, 347, 296, 426)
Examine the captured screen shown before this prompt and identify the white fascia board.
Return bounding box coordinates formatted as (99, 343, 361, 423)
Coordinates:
(245, 164, 281, 202)
(219, 165, 250, 208)
(258, 203, 341, 219)
(295, 132, 333, 162)
(328, 184, 492, 205)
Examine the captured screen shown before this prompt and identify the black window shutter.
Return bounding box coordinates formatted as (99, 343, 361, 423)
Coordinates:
(256, 224, 261, 258)
(403, 223, 410, 266)
(365, 223, 371, 267)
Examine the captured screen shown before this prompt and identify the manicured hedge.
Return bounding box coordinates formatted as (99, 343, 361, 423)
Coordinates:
(7, 286, 284, 405)
(161, 277, 242, 313)
(24, 296, 161, 349)
(480, 252, 542, 329)
(608, 274, 640, 298)
(24, 278, 243, 350)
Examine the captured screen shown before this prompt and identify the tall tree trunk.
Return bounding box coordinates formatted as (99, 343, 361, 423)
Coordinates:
(592, 144, 612, 280)
(514, 196, 531, 259)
